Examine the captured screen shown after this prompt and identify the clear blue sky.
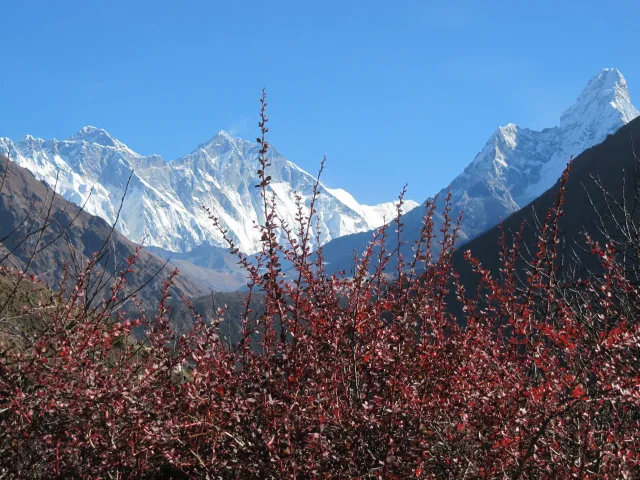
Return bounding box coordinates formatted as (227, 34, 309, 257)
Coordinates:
(2, 0, 639, 204)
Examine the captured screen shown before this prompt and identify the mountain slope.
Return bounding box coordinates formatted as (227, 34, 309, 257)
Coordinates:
(0, 129, 417, 254)
(436, 68, 638, 239)
(450, 114, 640, 315)
(319, 68, 639, 273)
(0, 154, 207, 320)
(147, 243, 247, 293)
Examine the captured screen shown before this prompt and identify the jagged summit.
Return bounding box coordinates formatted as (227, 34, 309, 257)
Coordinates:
(190, 130, 246, 159)
(205, 130, 236, 145)
(215, 130, 235, 141)
(18, 134, 45, 149)
(420, 67, 639, 238)
(67, 125, 123, 148)
(560, 68, 638, 129)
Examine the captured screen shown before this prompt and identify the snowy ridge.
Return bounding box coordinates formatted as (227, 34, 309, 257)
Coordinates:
(3, 68, 634, 260)
(316, 68, 640, 274)
(0, 129, 417, 253)
(327, 188, 419, 228)
(406, 68, 639, 240)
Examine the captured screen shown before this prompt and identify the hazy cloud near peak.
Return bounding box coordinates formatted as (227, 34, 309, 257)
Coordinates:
(225, 116, 253, 138)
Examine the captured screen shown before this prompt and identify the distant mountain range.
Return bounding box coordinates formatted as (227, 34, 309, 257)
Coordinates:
(319, 68, 639, 272)
(0, 129, 417, 254)
(1, 68, 637, 288)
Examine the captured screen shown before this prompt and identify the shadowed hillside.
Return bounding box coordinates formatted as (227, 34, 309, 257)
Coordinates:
(451, 116, 640, 314)
(0, 155, 207, 325)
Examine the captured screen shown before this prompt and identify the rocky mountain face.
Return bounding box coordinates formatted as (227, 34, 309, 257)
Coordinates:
(319, 68, 640, 272)
(0, 130, 417, 254)
(433, 68, 639, 239)
(449, 114, 640, 318)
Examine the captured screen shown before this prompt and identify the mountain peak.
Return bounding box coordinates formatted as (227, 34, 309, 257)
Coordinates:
(193, 130, 241, 154)
(209, 130, 235, 142)
(216, 130, 234, 140)
(68, 126, 126, 149)
(577, 68, 626, 98)
(210, 130, 239, 146)
(560, 68, 638, 129)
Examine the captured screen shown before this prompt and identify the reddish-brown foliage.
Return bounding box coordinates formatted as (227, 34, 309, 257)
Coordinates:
(1, 93, 639, 478)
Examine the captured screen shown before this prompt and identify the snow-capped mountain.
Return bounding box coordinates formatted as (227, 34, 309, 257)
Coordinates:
(319, 68, 639, 272)
(0, 128, 418, 253)
(410, 67, 639, 240)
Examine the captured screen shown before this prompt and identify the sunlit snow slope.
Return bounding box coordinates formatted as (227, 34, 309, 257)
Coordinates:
(0, 129, 417, 253)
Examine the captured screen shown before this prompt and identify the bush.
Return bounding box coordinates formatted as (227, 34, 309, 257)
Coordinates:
(1, 92, 639, 478)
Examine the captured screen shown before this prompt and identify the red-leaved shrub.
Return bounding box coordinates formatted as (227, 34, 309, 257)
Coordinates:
(1, 92, 639, 478)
